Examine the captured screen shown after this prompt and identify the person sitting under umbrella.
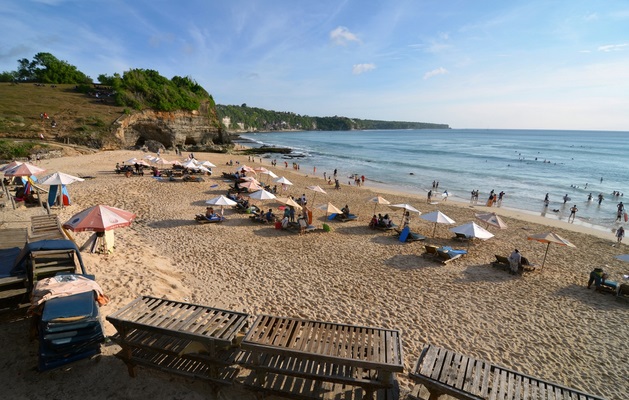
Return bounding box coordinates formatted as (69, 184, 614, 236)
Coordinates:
(196, 207, 221, 222)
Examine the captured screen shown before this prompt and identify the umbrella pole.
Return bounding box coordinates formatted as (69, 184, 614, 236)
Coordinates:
(541, 242, 550, 269)
(432, 222, 437, 237)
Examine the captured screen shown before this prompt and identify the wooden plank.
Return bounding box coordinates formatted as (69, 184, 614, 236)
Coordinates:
(430, 347, 448, 381)
(418, 345, 439, 377)
(454, 354, 469, 390)
(438, 350, 455, 384)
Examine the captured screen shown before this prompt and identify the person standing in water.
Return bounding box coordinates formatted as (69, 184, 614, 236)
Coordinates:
(568, 205, 578, 223)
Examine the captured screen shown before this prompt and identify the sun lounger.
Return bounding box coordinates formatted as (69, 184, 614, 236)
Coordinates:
(334, 213, 359, 222)
(423, 245, 439, 257)
(410, 343, 606, 400)
(0, 228, 30, 306)
(492, 255, 536, 274)
(396, 227, 426, 242)
(195, 215, 225, 224)
(434, 247, 467, 264)
(452, 232, 470, 242)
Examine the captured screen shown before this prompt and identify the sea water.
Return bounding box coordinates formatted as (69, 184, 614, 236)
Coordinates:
(239, 129, 628, 231)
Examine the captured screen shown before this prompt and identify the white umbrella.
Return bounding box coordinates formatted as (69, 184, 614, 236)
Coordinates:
(316, 202, 343, 216)
(126, 157, 139, 164)
(196, 165, 211, 174)
(475, 212, 508, 229)
(39, 171, 85, 208)
(306, 185, 327, 204)
(274, 176, 293, 185)
(206, 195, 238, 216)
(182, 159, 198, 169)
(449, 222, 494, 240)
(254, 166, 269, 173)
(249, 189, 276, 201)
(201, 160, 216, 168)
(390, 203, 422, 226)
(261, 170, 278, 179)
(421, 210, 456, 237)
(367, 196, 391, 214)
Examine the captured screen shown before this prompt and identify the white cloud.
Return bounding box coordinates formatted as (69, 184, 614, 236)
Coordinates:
(423, 67, 447, 80)
(330, 26, 360, 46)
(352, 63, 375, 75)
(598, 43, 628, 52)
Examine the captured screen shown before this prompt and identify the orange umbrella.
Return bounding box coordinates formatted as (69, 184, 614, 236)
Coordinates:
(527, 232, 575, 269)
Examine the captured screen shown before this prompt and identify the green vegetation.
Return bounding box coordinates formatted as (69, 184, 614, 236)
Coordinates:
(0, 139, 48, 160)
(98, 69, 214, 112)
(0, 52, 91, 84)
(216, 104, 449, 132)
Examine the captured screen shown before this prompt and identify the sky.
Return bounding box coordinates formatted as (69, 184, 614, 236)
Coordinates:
(1, 0, 629, 131)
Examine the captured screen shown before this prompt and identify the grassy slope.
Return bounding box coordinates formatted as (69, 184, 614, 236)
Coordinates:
(0, 83, 124, 141)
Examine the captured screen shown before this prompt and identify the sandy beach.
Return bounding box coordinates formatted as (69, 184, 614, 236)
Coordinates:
(1, 149, 627, 400)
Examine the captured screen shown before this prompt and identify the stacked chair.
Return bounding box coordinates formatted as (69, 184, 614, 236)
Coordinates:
(37, 284, 104, 371)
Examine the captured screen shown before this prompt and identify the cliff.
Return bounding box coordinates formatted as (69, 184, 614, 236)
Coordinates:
(111, 102, 224, 150)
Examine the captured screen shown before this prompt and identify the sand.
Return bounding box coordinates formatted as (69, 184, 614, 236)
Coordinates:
(1, 149, 627, 400)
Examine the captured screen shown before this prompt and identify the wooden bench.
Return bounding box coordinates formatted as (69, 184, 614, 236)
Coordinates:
(107, 296, 249, 387)
(409, 344, 606, 400)
(239, 314, 404, 399)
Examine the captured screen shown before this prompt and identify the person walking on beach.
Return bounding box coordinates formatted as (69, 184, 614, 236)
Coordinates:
(568, 205, 578, 223)
(616, 226, 625, 244)
(427, 190, 432, 203)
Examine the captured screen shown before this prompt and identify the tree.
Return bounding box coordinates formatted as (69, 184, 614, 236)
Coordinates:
(11, 52, 91, 83)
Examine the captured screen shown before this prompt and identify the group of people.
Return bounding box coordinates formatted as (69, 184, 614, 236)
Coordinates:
(485, 190, 505, 207)
(369, 213, 395, 229)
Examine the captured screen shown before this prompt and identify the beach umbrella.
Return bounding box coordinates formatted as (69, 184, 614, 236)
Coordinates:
(420, 210, 456, 237)
(201, 160, 216, 168)
(155, 158, 173, 166)
(248, 189, 276, 212)
(316, 202, 343, 217)
(237, 165, 256, 174)
(126, 157, 139, 164)
(367, 196, 391, 214)
(241, 176, 261, 184)
(239, 181, 262, 192)
(475, 212, 508, 229)
(248, 189, 276, 201)
(527, 232, 576, 269)
(390, 203, 422, 226)
(0, 160, 23, 172)
(306, 185, 327, 204)
(275, 196, 303, 210)
(206, 195, 237, 216)
(261, 170, 278, 178)
(275, 176, 293, 192)
(182, 159, 198, 169)
(195, 165, 211, 174)
(254, 166, 269, 173)
(449, 222, 494, 240)
(39, 171, 85, 208)
(63, 205, 136, 232)
(3, 162, 46, 177)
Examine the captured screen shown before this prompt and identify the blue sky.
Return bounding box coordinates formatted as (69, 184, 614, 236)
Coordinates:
(2, 0, 628, 130)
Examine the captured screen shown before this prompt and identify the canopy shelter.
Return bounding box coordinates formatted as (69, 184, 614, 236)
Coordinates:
(275, 176, 293, 192)
(420, 210, 456, 237)
(527, 232, 576, 269)
(236, 165, 256, 174)
(63, 205, 136, 254)
(2, 162, 46, 209)
(306, 185, 327, 205)
(39, 171, 84, 208)
(239, 180, 262, 192)
(475, 212, 508, 230)
(450, 222, 494, 241)
(248, 189, 276, 213)
(275, 196, 303, 210)
(367, 196, 391, 214)
(206, 195, 237, 216)
(389, 203, 421, 226)
(316, 202, 343, 217)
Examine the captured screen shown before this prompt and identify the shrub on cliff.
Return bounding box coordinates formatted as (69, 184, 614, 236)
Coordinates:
(99, 69, 213, 112)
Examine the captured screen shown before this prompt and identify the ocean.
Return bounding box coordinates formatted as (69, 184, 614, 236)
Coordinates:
(239, 129, 628, 232)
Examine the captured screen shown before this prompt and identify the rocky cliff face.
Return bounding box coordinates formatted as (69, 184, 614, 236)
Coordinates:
(112, 102, 221, 149)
